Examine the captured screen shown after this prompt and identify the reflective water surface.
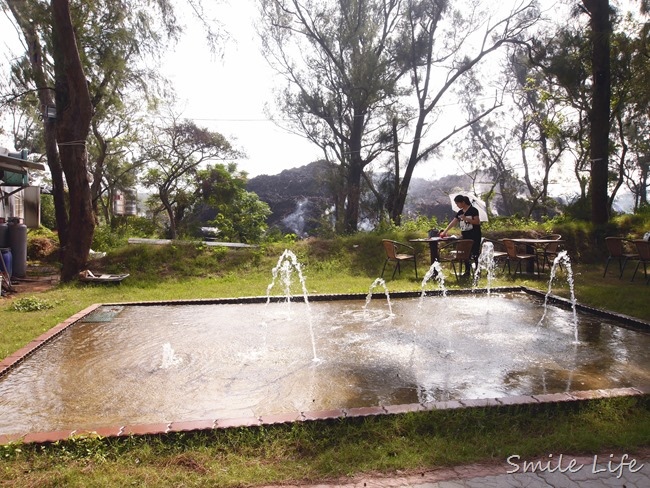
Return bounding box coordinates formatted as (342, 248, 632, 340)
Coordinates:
(1, 292, 649, 436)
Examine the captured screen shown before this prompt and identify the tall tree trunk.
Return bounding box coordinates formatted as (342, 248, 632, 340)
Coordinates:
(51, 0, 95, 282)
(390, 112, 425, 225)
(389, 118, 400, 223)
(344, 162, 362, 233)
(4, 1, 70, 258)
(343, 110, 366, 233)
(160, 191, 177, 239)
(584, 0, 611, 225)
(90, 122, 108, 223)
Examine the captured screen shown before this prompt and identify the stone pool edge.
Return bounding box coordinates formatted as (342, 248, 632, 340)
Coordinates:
(1, 386, 648, 445)
(1, 287, 649, 445)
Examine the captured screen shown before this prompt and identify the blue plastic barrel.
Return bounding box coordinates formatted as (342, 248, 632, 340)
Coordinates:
(1, 248, 12, 279)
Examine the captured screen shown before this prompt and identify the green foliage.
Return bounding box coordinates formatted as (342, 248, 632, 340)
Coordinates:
(563, 195, 592, 221)
(92, 224, 129, 251)
(26, 226, 58, 240)
(263, 228, 299, 243)
(9, 296, 58, 312)
(209, 191, 271, 243)
(374, 215, 440, 236)
(481, 216, 540, 232)
(38, 194, 57, 230)
(185, 164, 271, 243)
(91, 217, 162, 252)
(610, 212, 650, 238)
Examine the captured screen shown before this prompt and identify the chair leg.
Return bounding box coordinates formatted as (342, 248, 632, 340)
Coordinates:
(515, 260, 525, 276)
(392, 261, 400, 279)
(451, 261, 459, 280)
(413, 257, 418, 280)
(381, 259, 389, 278)
(603, 257, 611, 277)
(631, 261, 641, 282)
(619, 258, 628, 279)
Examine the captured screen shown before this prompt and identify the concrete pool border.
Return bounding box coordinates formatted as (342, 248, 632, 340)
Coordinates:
(1, 287, 649, 445)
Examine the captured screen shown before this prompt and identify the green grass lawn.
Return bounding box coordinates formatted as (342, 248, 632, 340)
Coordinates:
(0, 239, 649, 487)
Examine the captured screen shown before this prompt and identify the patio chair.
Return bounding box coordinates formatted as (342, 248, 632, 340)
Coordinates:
(630, 239, 650, 284)
(438, 239, 474, 280)
(502, 238, 539, 276)
(603, 237, 639, 278)
(381, 239, 418, 280)
(537, 234, 562, 272)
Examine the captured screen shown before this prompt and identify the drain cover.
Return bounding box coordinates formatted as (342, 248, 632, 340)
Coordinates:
(80, 306, 125, 323)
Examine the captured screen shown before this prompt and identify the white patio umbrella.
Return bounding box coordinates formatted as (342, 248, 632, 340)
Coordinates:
(449, 192, 489, 222)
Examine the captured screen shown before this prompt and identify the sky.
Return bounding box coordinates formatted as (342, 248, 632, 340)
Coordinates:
(0, 0, 323, 178)
(158, 0, 324, 178)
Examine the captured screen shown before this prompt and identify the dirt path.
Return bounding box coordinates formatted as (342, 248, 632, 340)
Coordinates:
(1, 265, 59, 298)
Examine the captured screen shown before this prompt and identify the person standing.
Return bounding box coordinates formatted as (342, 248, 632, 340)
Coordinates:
(439, 195, 482, 276)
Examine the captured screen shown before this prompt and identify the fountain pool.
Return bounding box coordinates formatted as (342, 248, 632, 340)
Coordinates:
(1, 288, 649, 442)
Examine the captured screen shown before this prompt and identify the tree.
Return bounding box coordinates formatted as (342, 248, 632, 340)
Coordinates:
(582, 0, 611, 224)
(507, 51, 571, 218)
(453, 99, 522, 217)
(1, 0, 224, 279)
(138, 114, 240, 239)
(513, 4, 648, 218)
(192, 164, 271, 243)
(1, 0, 178, 280)
(259, 0, 407, 233)
(259, 0, 540, 230)
(611, 15, 650, 211)
(51, 0, 94, 281)
(388, 0, 539, 224)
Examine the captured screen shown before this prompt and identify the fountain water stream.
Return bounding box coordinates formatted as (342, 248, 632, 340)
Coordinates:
(473, 241, 498, 293)
(538, 250, 579, 343)
(419, 261, 447, 305)
(364, 278, 393, 316)
(266, 249, 310, 306)
(160, 342, 182, 369)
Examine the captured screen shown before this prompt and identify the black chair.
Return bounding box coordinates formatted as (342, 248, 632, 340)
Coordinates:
(438, 239, 474, 280)
(631, 239, 650, 284)
(537, 234, 562, 272)
(502, 238, 539, 276)
(381, 240, 418, 280)
(603, 237, 639, 278)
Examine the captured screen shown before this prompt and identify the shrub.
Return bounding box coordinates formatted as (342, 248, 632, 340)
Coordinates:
(10, 296, 58, 312)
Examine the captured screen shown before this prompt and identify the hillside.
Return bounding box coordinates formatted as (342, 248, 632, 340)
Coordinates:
(247, 161, 516, 235)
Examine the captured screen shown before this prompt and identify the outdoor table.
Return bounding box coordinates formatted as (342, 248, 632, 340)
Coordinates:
(409, 236, 459, 265)
(506, 238, 565, 273)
